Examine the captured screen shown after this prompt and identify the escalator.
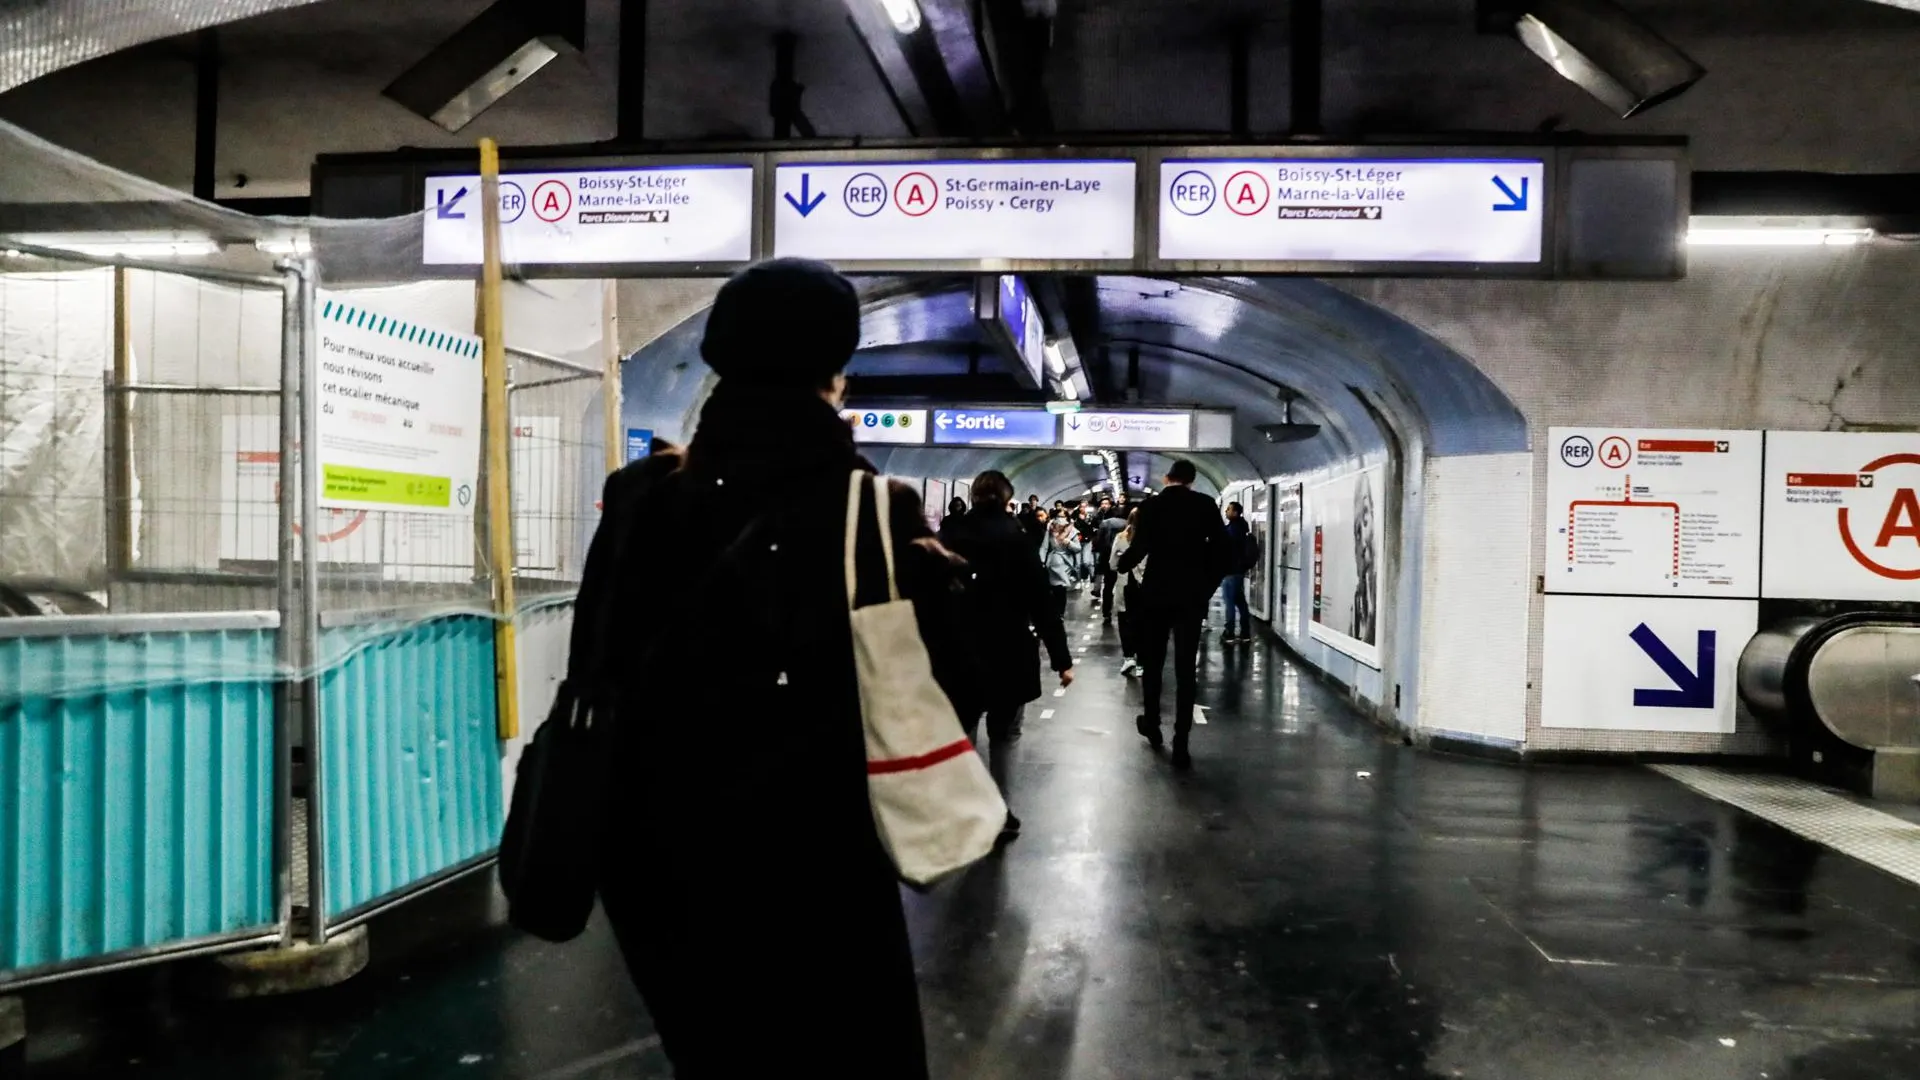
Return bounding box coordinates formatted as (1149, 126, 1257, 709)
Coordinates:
(1740, 614, 1920, 800)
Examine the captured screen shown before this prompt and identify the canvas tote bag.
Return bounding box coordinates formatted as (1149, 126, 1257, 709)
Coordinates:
(845, 471, 1007, 886)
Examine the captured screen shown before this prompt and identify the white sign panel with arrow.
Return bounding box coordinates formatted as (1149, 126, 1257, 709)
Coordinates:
(1158, 157, 1547, 264)
(422, 165, 755, 266)
(1061, 411, 1193, 450)
(772, 159, 1137, 263)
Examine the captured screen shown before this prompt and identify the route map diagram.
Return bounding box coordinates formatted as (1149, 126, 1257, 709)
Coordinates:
(1546, 428, 1762, 598)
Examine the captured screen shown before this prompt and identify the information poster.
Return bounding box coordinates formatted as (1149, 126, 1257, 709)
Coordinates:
(1307, 467, 1384, 668)
(1541, 593, 1755, 733)
(1546, 428, 1762, 598)
(1247, 484, 1272, 621)
(314, 291, 483, 516)
(1763, 431, 1920, 601)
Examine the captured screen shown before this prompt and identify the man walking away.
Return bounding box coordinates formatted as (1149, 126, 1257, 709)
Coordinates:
(1221, 501, 1256, 643)
(1115, 460, 1231, 770)
(939, 471, 1075, 841)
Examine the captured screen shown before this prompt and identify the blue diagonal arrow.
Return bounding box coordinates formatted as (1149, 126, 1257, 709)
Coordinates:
(1630, 623, 1715, 709)
(435, 186, 469, 220)
(1491, 176, 1529, 212)
(783, 173, 826, 217)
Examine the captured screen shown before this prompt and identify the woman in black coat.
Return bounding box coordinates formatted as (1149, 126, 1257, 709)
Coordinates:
(936, 471, 1074, 838)
(590, 260, 965, 1079)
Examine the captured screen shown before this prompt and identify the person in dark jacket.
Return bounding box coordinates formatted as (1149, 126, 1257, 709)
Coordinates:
(1221, 501, 1255, 643)
(1092, 495, 1126, 621)
(591, 259, 966, 1079)
(938, 470, 1074, 841)
(1115, 459, 1230, 770)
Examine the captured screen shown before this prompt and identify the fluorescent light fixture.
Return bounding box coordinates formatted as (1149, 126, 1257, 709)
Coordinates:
(1082, 454, 1104, 465)
(384, 0, 585, 134)
(54, 239, 222, 258)
(1686, 227, 1874, 248)
(1507, 0, 1705, 118)
(254, 236, 313, 256)
(877, 0, 923, 33)
(1043, 340, 1067, 376)
(1045, 399, 1082, 415)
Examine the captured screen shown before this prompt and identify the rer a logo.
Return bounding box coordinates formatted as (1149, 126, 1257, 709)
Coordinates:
(1839, 452, 1920, 581)
(1559, 435, 1595, 468)
(1598, 436, 1633, 469)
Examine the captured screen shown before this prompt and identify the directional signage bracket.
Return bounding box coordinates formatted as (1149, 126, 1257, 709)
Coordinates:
(365, 141, 1686, 281)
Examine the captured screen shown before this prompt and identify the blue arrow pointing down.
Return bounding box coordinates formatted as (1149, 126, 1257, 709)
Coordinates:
(1491, 176, 1529, 212)
(436, 186, 468, 220)
(784, 173, 826, 217)
(1630, 623, 1715, 709)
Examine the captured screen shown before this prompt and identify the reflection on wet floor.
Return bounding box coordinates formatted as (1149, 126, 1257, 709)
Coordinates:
(15, 592, 1920, 1079)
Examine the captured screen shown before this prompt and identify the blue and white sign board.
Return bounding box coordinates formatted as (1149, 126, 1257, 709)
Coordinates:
(1541, 593, 1756, 733)
(625, 428, 654, 462)
(773, 160, 1137, 262)
(931, 408, 1056, 448)
(1062, 411, 1193, 451)
(1158, 158, 1546, 264)
(842, 408, 929, 445)
(422, 166, 755, 265)
(995, 275, 1046, 386)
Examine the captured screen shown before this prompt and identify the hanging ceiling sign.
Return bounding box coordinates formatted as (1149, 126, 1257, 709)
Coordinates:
(1061, 410, 1194, 450)
(771, 156, 1137, 266)
(930, 407, 1057, 448)
(421, 163, 756, 267)
(1157, 154, 1548, 268)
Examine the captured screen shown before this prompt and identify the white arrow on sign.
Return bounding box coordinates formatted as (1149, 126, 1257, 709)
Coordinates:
(936, 414, 953, 429)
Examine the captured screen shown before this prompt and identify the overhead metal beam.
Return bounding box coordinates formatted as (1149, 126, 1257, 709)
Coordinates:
(617, 0, 646, 142)
(840, 0, 1008, 137)
(193, 30, 219, 202)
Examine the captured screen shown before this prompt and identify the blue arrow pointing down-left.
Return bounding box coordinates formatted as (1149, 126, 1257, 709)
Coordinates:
(1630, 623, 1715, 709)
(784, 173, 826, 217)
(436, 186, 468, 220)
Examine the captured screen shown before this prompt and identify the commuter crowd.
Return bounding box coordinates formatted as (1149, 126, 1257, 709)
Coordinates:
(514, 260, 1264, 1079)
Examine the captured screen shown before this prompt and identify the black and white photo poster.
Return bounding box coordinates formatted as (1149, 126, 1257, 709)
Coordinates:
(1308, 466, 1384, 667)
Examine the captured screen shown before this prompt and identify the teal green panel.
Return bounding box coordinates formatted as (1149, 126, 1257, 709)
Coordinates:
(0, 628, 277, 978)
(318, 615, 502, 920)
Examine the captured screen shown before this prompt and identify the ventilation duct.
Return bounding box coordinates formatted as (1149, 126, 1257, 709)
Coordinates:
(1485, 0, 1705, 118)
(384, 0, 587, 133)
(0, 0, 326, 93)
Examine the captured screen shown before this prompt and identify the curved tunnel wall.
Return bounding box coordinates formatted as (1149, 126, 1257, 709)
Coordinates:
(619, 275, 1534, 745)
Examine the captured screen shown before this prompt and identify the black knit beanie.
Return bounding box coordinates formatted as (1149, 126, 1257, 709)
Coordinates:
(700, 258, 861, 386)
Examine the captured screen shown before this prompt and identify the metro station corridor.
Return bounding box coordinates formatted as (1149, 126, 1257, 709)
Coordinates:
(14, 592, 1918, 1080)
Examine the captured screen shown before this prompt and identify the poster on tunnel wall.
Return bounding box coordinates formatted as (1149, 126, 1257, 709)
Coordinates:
(1762, 431, 1920, 602)
(1247, 484, 1271, 621)
(1307, 467, 1384, 669)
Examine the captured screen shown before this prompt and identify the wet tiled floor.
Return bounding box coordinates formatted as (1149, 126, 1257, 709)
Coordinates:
(14, 593, 1920, 1078)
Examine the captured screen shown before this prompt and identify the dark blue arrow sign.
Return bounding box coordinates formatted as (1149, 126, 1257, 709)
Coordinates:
(435, 186, 469, 220)
(784, 173, 826, 217)
(1491, 176, 1529, 212)
(1067, 416, 1081, 430)
(1630, 623, 1715, 709)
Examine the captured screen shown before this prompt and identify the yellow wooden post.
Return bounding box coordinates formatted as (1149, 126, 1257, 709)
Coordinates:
(602, 279, 623, 475)
(479, 138, 520, 740)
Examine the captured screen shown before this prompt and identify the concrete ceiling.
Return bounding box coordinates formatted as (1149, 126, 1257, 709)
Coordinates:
(0, 0, 1917, 199)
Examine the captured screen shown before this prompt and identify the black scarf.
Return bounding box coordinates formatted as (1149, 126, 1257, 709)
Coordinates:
(685, 379, 868, 483)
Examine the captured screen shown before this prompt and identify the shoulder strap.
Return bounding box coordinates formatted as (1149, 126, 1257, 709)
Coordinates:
(842, 471, 900, 611)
